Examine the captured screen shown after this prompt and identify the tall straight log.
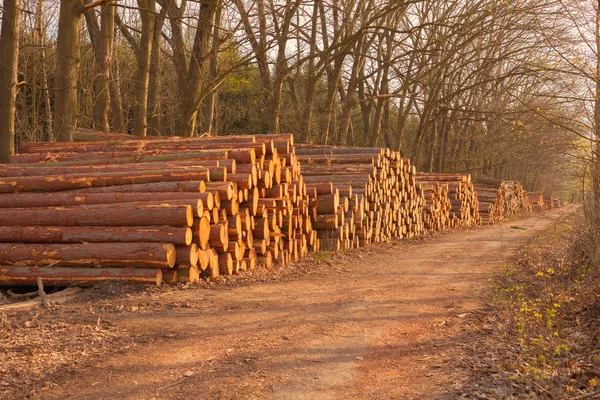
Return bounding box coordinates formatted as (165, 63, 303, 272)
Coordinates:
(0, 226, 193, 245)
(0, 159, 235, 177)
(65, 181, 204, 194)
(0, 242, 176, 268)
(0, 265, 164, 286)
(0, 204, 194, 227)
(0, 168, 210, 193)
(9, 149, 229, 165)
(0, 191, 214, 209)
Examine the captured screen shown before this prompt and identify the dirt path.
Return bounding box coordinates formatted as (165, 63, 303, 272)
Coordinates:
(31, 207, 572, 400)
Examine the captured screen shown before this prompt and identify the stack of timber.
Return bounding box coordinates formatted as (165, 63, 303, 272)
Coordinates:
(544, 195, 555, 209)
(0, 129, 536, 287)
(552, 198, 562, 207)
(415, 174, 451, 230)
(415, 173, 480, 229)
(503, 181, 532, 215)
(474, 177, 508, 225)
(294, 145, 425, 250)
(528, 192, 545, 210)
(475, 177, 533, 224)
(0, 133, 312, 286)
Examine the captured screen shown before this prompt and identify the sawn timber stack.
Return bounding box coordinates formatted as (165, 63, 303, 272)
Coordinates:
(0, 132, 538, 286)
(1, 133, 301, 285)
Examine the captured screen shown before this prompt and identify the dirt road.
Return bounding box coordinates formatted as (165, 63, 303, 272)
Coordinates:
(11, 207, 573, 400)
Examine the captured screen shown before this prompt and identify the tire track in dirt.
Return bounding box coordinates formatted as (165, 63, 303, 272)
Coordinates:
(37, 207, 574, 400)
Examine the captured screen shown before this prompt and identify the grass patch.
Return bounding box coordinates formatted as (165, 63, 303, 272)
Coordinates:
(455, 212, 600, 399)
(496, 215, 600, 398)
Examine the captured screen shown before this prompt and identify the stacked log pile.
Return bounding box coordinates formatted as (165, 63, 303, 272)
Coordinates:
(294, 146, 425, 249)
(415, 173, 479, 229)
(552, 198, 562, 207)
(507, 182, 532, 215)
(475, 177, 508, 225)
(544, 195, 555, 209)
(528, 192, 545, 210)
(475, 177, 533, 224)
(0, 134, 311, 285)
(0, 130, 537, 286)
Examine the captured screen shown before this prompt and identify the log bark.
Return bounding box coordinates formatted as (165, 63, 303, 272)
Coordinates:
(0, 242, 176, 268)
(0, 226, 192, 245)
(0, 191, 214, 209)
(0, 204, 194, 227)
(0, 159, 232, 177)
(53, 0, 84, 142)
(65, 181, 204, 194)
(0, 168, 210, 193)
(0, 265, 163, 286)
(0, 0, 20, 162)
(11, 149, 229, 165)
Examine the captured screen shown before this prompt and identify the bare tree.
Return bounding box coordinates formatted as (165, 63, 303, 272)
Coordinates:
(84, 1, 116, 132)
(0, 0, 21, 161)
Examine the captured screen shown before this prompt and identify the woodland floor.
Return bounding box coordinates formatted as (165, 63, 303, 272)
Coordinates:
(0, 206, 577, 400)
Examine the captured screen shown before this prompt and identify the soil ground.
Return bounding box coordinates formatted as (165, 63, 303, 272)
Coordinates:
(0, 206, 575, 400)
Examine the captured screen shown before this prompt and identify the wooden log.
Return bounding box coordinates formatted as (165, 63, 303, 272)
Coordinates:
(209, 223, 228, 248)
(0, 204, 194, 227)
(0, 265, 164, 286)
(18, 138, 260, 154)
(10, 149, 230, 165)
(0, 226, 193, 245)
(175, 244, 199, 267)
(206, 248, 219, 277)
(59, 181, 204, 194)
(0, 242, 176, 268)
(0, 168, 211, 193)
(176, 265, 201, 283)
(201, 181, 237, 200)
(316, 193, 340, 214)
(305, 182, 334, 195)
(257, 251, 273, 268)
(311, 214, 338, 230)
(0, 159, 236, 177)
(218, 253, 233, 275)
(197, 248, 210, 271)
(0, 191, 215, 209)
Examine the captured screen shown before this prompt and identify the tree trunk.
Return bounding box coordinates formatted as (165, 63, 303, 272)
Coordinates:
(36, 0, 53, 141)
(84, 3, 114, 132)
(179, 0, 217, 137)
(109, 59, 125, 132)
(132, 0, 156, 136)
(595, 0, 600, 237)
(53, 0, 84, 142)
(201, 2, 222, 135)
(0, 0, 21, 162)
(148, 6, 167, 136)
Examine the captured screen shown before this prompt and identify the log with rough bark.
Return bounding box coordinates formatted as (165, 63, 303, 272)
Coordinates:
(0, 265, 164, 285)
(474, 177, 532, 224)
(0, 168, 215, 193)
(0, 191, 216, 209)
(0, 132, 530, 286)
(0, 226, 193, 245)
(0, 242, 176, 268)
(0, 203, 195, 227)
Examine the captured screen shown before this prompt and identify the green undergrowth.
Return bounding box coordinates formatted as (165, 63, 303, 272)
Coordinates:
(493, 214, 600, 398)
